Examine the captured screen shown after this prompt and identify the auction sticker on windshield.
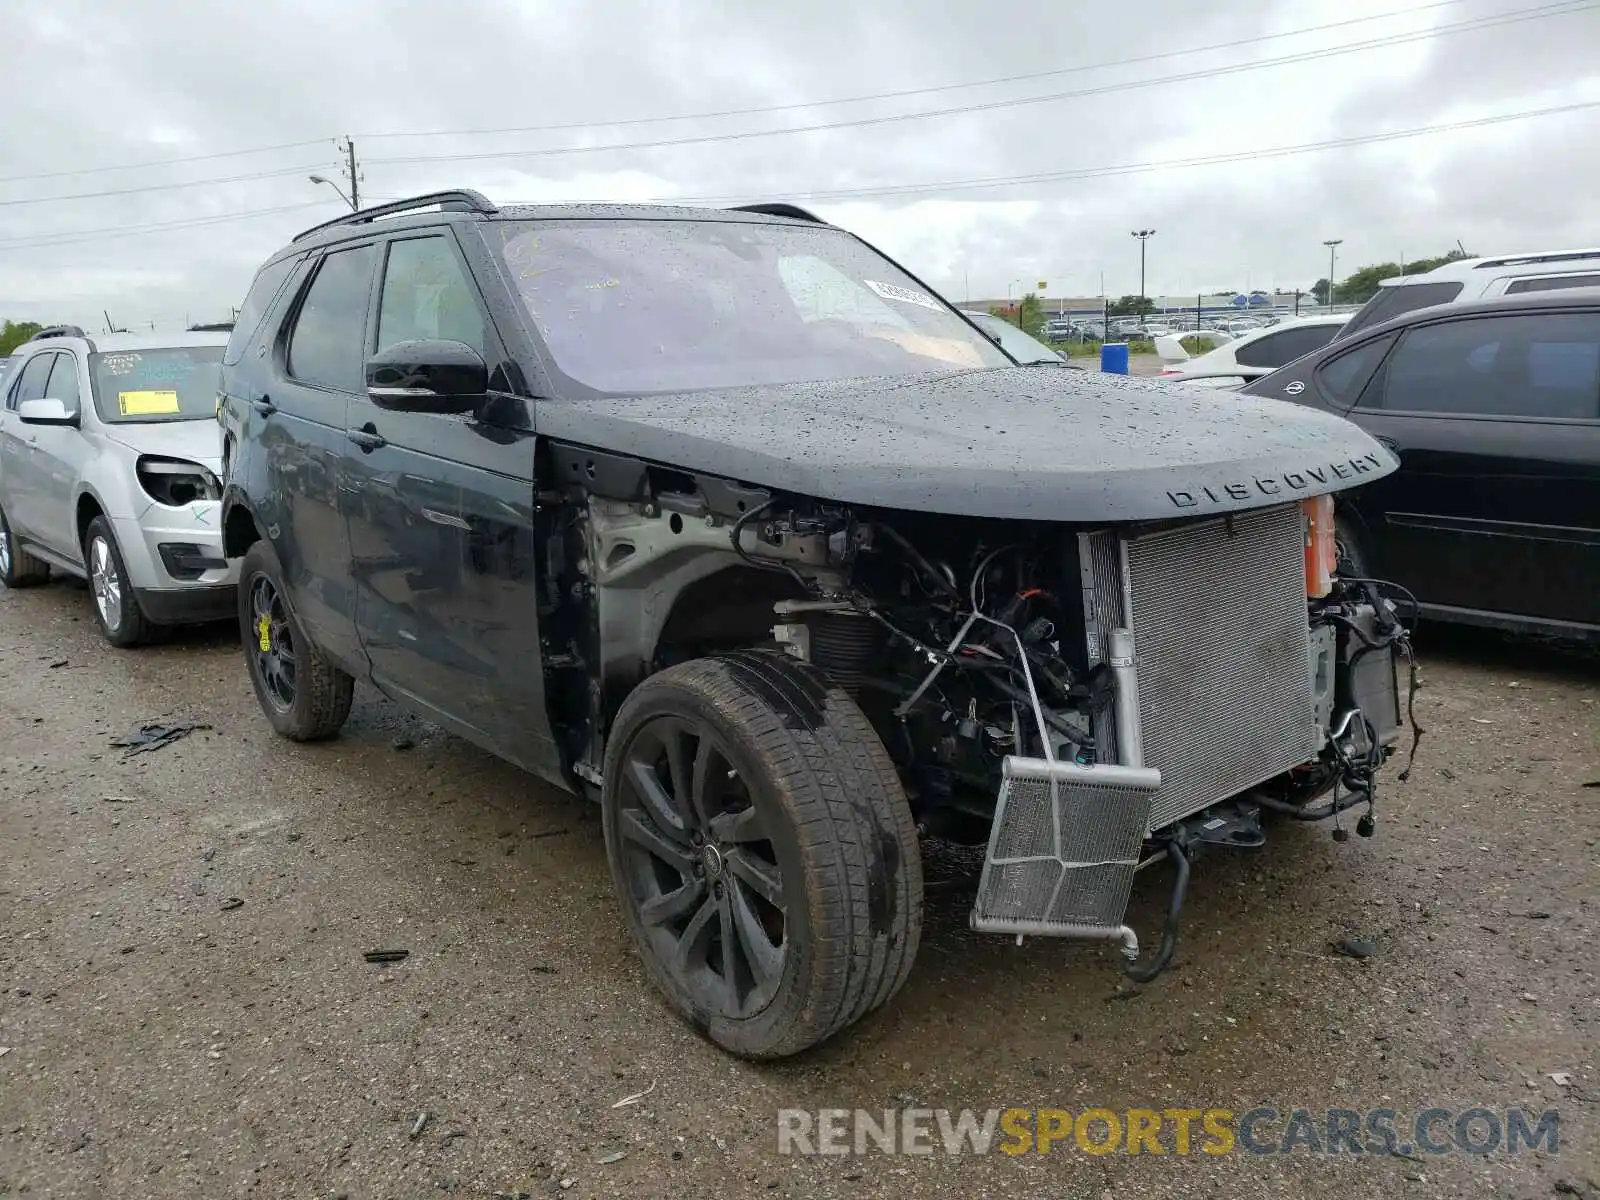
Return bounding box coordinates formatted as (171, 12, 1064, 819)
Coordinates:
(864, 280, 944, 311)
(118, 389, 181, 417)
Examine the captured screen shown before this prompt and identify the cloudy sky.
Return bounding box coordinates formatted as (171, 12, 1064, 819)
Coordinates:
(2, 0, 1597, 329)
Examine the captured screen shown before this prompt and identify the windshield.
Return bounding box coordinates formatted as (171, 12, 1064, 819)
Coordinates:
(488, 218, 1009, 393)
(89, 347, 224, 424)
(963, 311, 1062, 364)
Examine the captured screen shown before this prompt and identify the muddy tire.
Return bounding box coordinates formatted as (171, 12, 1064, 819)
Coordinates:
(84, 516, 155, 647)
(0, 503, 49, 588)
(239, 539, 353, 741)
(602, 651, 922, 1059)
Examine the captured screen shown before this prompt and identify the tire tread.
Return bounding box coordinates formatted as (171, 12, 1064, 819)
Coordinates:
(603, 650, 922, 1058)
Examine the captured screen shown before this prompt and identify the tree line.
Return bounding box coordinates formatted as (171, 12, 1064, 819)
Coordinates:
(0, 320, 45, 356)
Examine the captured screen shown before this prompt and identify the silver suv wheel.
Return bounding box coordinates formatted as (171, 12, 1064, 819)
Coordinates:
(89, 533, 123, 630)
(0, 527, 10, 577)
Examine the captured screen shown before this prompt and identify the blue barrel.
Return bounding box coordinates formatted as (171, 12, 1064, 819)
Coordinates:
(1100, 342, 1130, 375)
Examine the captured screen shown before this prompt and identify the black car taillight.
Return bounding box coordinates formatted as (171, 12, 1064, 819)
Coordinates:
(136, 457, 220, 507)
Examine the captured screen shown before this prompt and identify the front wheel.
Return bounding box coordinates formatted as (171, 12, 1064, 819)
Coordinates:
(238, 539, 354, 741)
(602, 651, 923, 1059)
(85, 516, 154, 647)
(1334, 511, 1372, 579)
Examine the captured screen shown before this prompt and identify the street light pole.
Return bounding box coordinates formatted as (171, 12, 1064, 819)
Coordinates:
(309, 174, 356, 212)
(1131, 230, 1156, 314)
(1323, 238, 1342, 311)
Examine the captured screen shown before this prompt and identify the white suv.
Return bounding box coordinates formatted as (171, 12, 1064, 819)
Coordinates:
(0, 326, 237, 645)
(1334, 247, 1600, 341)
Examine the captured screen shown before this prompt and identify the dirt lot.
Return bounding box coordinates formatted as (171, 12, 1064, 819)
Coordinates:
(1, 576, 1595, 1200)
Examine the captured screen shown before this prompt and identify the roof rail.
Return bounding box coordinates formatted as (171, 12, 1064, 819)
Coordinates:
(293, 190, 498, 244)
(1473, 249, 1600, 270)
(30, 324, 88, 341)
(729, 202, 827, 225)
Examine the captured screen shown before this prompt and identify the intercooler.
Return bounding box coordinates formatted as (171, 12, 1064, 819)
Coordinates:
(972, 502, 1322, 941)
(1081, 502, 1322, 831)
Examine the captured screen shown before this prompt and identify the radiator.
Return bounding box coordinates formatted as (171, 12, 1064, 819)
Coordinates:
(970, 758, 1159, 938)
(1080, 503, 1321, 831)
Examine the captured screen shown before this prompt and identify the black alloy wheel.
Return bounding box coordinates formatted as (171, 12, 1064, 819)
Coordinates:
(614, 713, 790, 1019)
(602, 652, 923, 1059)
(249, 574, 297, 712)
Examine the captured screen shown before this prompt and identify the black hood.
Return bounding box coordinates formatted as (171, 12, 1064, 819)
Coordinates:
(535, 366, 1398, 522)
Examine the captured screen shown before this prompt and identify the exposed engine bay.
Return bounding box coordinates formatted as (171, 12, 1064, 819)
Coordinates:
(539, 446, 1419, 981)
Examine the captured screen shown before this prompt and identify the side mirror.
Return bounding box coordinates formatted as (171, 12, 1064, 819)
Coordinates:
(365, 339, 487, 414)
(18, 398, 78, 426)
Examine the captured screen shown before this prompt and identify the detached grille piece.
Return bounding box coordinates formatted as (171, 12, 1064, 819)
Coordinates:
(1084, 503, 1321, 831)
(971, 758, 1159, 938)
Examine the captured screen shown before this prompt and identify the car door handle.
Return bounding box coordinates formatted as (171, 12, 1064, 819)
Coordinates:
(347, 428, 387, 453)
(250, 395, 276, 416)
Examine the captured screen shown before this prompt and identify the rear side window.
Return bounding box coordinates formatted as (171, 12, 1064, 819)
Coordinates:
(224, 256, 301, 366)
(287, 245, 377, 393)
(9, 353, 55, 408)
(1315, 336, 1393, 405)
(1341, 282, 1464, 337)
(1234, 324, 1340, 369)
(1367, 313, 1600, 420)
(1504, 274, 1600, 294)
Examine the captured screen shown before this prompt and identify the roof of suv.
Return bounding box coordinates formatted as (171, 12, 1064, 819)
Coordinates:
(285, 190, 829, 253)
(21, 328, 229, 354)
(1340, 286, 1600, 337)
(1379, 247, 1600, 289)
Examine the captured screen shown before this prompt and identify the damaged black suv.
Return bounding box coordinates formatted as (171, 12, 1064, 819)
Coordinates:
(218, 191, 1416, 1058)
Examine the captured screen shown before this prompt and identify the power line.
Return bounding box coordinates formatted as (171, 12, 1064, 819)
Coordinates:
(367, 1, 1597, 167)
(636, 99, 1600, 207)
(0, 201, 331, 252)
(0, 163, 335, 210)
(0, 139, 331, 187)
(354, 0, 1478, 141)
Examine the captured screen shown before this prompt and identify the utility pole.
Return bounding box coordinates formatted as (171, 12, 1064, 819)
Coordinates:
(340, 136, 361, 211)
(1323, 238, 1342, 311)
(1131, 230, 1155, 314)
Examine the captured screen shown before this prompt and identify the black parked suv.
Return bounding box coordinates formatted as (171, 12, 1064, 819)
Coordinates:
(219, 191, 1416, 1057)
(1243, 292, 1600, 641)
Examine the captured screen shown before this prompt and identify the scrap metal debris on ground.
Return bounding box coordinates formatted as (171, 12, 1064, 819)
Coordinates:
(362, 949, 409, 964)
(111, 721, 212, 757)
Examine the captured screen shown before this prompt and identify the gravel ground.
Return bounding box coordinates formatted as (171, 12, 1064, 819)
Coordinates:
(0, 576, 1595, 1200)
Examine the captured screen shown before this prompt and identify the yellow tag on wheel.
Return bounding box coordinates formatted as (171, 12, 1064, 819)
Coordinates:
(257, 616, 272, 653)
(119, 389, 181, 416)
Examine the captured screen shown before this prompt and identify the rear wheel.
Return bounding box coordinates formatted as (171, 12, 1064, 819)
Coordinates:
(239, 539, 353, 741)
(0, 504, 48, 588)
(85, 516, 154, 647)
(602, 651, 922, 1059)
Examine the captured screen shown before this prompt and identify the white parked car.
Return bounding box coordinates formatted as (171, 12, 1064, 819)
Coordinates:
(0, 327, 237, 645)
(1333, 247, 1600, 342)
(1154, 314, 1349, 387)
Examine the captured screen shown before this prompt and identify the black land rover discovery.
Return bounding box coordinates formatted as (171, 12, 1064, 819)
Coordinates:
(218, 190, 1413, 1058)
